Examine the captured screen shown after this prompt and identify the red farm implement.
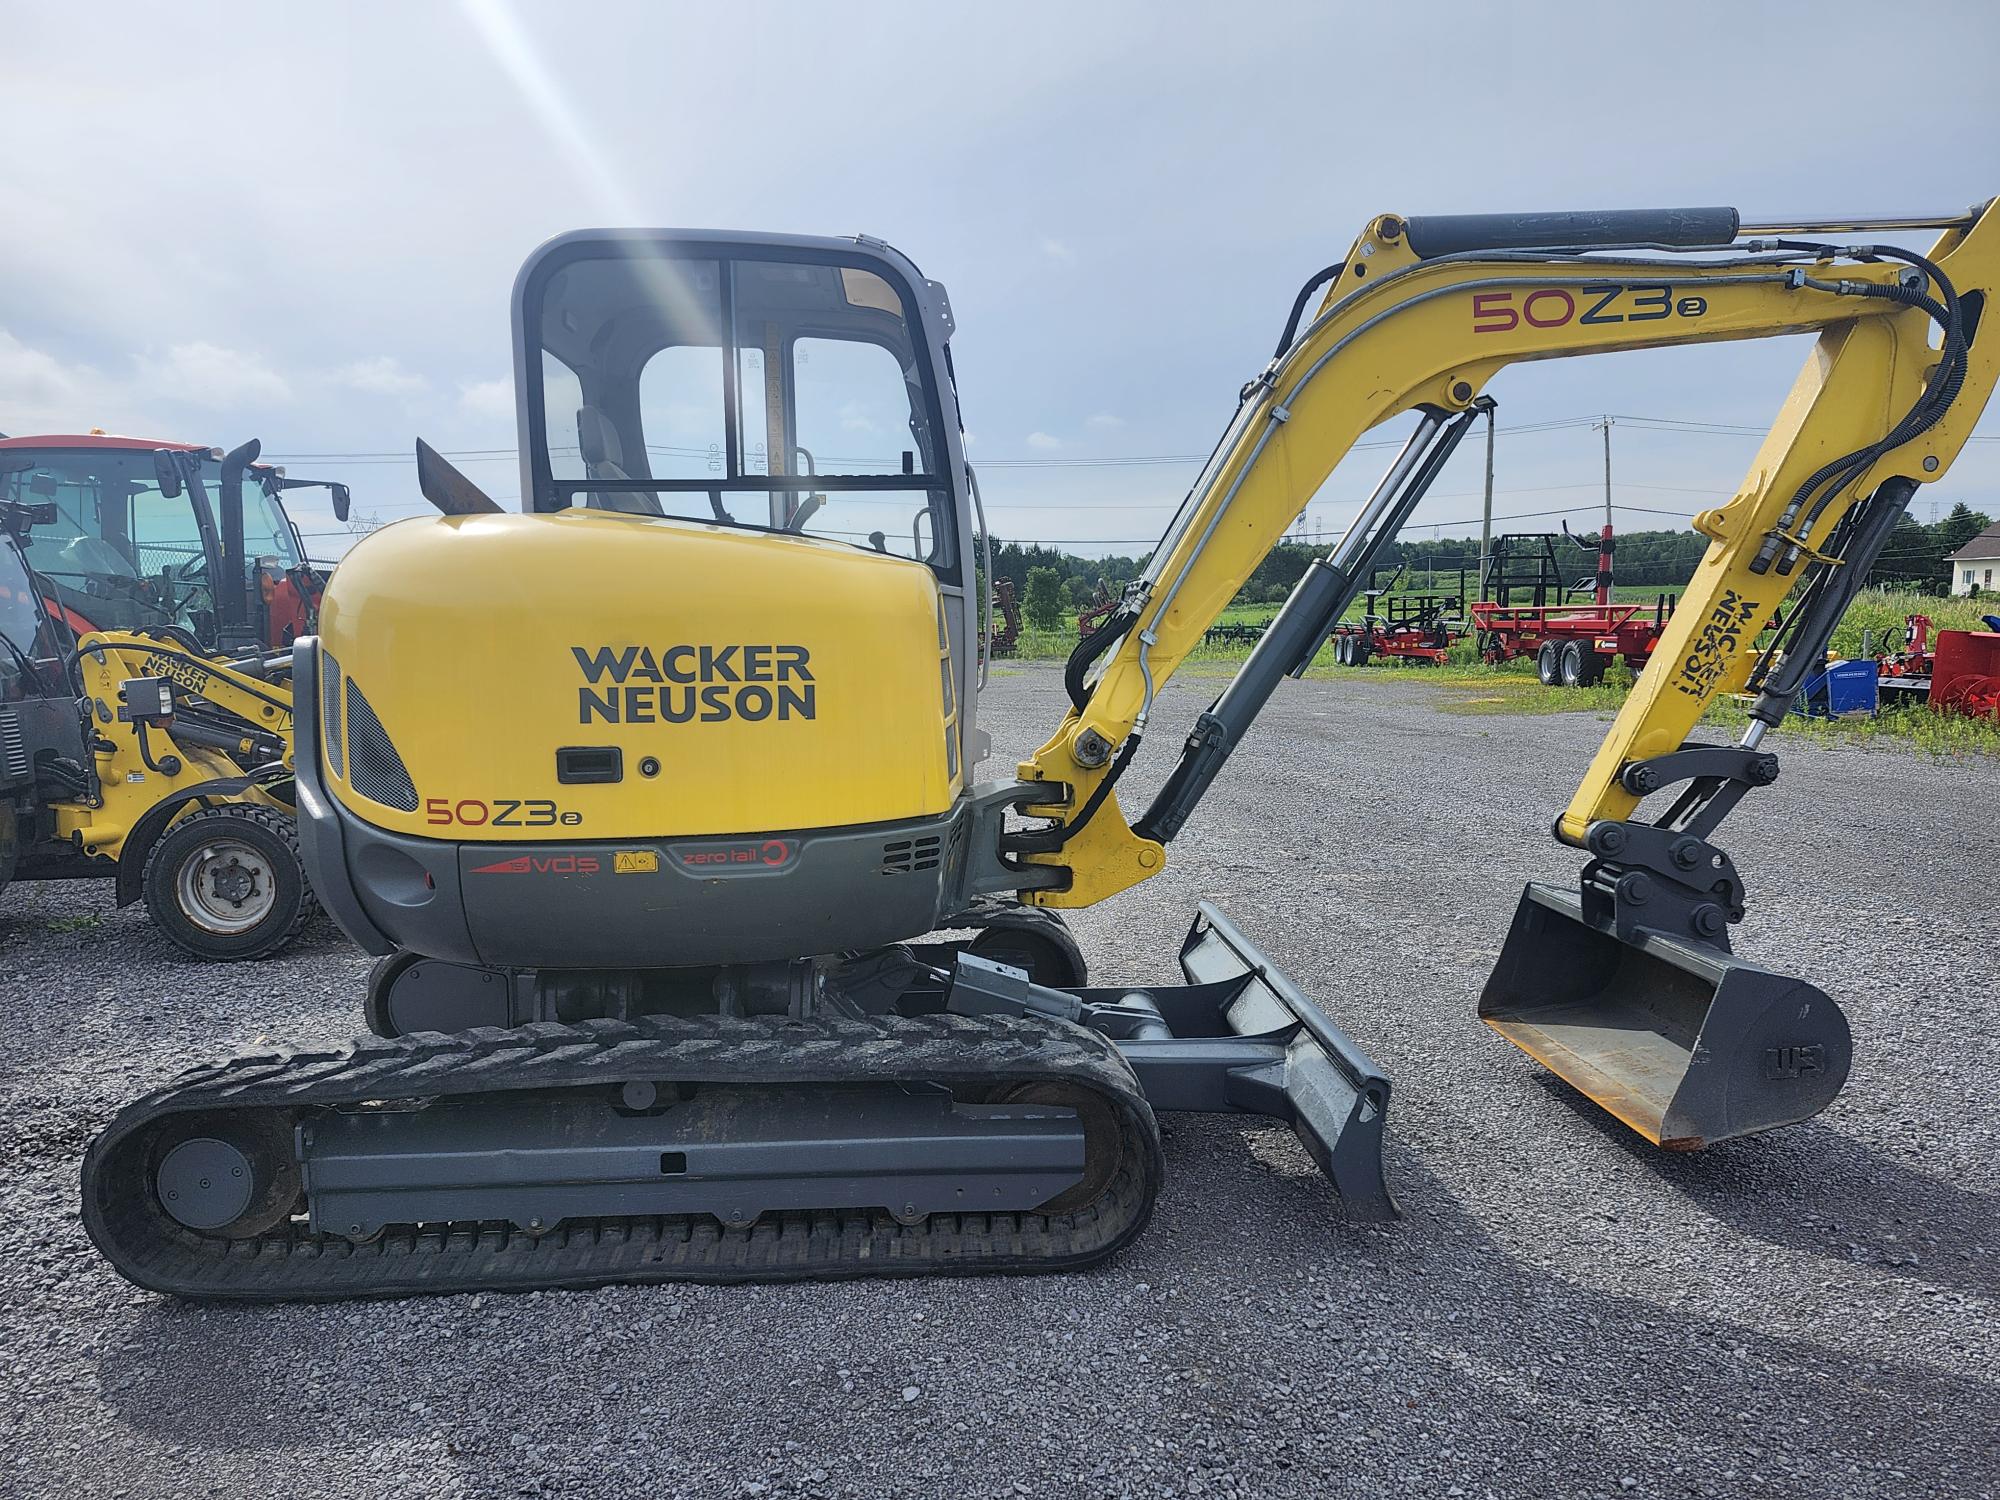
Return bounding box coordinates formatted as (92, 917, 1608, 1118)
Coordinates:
(1929, 626, 2000, 721)
(1329, 566, 1467, 666)
(1471, 523, 1678, 688)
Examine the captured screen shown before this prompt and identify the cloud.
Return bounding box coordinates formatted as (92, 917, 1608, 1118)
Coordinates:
(0, 329, 94, 415)
(0, 329, 304, 434)
(333, 356, 429, 397)
(1085, 412, 1124, 429)
(1026, 430, 1062, 450)
(0, 329, 165, 435)
(1039, 237, 1074, 263)
(131, 341, 293, 408)
(458, 378, 515, 421)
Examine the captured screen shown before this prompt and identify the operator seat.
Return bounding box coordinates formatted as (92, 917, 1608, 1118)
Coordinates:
(576, 406, 663, 516)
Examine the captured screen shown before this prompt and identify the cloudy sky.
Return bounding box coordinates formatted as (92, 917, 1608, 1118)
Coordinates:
(3, 1, 1997, 559)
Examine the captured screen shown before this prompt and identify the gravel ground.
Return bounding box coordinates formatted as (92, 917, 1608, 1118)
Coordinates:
(2, 664, 1994, 1500)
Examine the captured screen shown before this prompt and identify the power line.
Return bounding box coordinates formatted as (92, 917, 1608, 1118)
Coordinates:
(259, 411, 2000, 468)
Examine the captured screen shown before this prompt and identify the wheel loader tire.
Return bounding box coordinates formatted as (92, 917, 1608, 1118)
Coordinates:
(143, 803, 316, 961)
(966, 906, 1088, 988)
(1536, 640, 1562, 686)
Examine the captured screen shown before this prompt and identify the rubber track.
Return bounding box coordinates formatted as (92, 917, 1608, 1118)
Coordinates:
(82, 1013, 1162, 1302)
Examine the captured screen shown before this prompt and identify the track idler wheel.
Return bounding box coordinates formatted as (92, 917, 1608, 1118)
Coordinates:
(149, 1111, 300, 1239)
(994, 1079, 1121, 1214)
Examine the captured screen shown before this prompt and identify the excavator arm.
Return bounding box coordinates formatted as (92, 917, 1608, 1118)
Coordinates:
(1010, 201, 1998, 1150)
(1018, 202, 1998, 901)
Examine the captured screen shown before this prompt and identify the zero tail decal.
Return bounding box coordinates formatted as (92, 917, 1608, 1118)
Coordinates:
(571, 645, 816, 725)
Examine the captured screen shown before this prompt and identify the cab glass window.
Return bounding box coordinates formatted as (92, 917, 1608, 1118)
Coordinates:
(526, 246, 953, 571)
(0, 448, 212, 632)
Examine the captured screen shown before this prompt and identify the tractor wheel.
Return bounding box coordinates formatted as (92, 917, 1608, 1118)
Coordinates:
(1536, 641, 1562, 686)
(1560, 641, 1603, 688)
(143, 803, 316, 961)
(966, 906, 1088, 988)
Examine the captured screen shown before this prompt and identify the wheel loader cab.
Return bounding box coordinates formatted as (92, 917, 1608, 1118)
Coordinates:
(302, 232, 987, 972)
(0, 437, 321, 650)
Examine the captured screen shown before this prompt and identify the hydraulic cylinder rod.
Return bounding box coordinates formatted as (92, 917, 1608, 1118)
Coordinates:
(1133, 404, 1482, 844)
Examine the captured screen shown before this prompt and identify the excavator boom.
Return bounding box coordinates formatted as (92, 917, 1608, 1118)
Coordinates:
(1019, 201, 1998, 1145)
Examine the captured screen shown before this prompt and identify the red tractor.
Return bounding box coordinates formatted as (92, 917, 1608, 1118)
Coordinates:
(0, 433, 349, 654)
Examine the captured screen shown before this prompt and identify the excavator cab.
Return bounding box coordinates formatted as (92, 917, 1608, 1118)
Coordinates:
(519, 236, 964, 564)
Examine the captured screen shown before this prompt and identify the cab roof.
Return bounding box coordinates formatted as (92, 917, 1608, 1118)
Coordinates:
(0, 432, 207, 453)
(0, 433, 278, 473)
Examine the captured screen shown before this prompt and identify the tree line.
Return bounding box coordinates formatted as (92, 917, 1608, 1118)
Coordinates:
(984, 501, 1993, 630)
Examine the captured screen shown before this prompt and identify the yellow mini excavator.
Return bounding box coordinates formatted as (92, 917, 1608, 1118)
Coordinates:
(85, 200, 1998, 1298)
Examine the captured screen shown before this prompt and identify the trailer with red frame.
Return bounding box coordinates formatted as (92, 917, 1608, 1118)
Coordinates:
(1470, 522, 1680, 688)
(1328, 565, 1467, 666)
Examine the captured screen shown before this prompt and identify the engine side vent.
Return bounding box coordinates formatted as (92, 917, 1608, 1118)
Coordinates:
(880, 834, 943, 875)
(344, 676, 418, 812)
(320, 650, 344, 780)
(0, 708, 26, 784)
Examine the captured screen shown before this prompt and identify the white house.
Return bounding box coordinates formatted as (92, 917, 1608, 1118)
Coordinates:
(1948, 521, 2000, 596)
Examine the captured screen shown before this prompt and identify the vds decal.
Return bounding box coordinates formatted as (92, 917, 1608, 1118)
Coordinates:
(469, 854, 601, 875)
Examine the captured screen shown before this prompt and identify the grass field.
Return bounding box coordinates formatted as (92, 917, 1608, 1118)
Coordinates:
(1000, 587, 2000, 754)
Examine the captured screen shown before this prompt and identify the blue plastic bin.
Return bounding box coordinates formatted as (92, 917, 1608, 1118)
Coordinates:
(1800, 658, 1879, 718)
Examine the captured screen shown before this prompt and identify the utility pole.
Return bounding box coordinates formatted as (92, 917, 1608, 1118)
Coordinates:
(1598, 415, 1614, 530)
(1478, 404, 1496, 598)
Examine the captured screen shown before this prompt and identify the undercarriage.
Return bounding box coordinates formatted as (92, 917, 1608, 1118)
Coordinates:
(82, 904, 1393, 1300)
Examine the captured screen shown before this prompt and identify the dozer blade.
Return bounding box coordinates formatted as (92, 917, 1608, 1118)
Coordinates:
(1109, 902, 1396, 1220)
(1479, 883, 1852, 1149)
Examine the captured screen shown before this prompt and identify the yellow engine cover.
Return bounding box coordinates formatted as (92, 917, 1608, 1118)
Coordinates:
(317, 510, 957, 840)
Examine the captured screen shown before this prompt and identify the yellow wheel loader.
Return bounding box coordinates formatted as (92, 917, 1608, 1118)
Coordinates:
(0, 435, 351, 957)
(83, 200, 2000, 1298)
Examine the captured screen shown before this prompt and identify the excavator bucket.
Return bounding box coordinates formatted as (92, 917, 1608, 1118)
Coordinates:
(1479, 883, 1852, 1149)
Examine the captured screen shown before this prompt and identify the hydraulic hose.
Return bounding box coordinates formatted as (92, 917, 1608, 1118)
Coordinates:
(1273, 264, 1346, 361)
(1064, 605, 1138, 713)
(1753, 240, 1970, 573)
